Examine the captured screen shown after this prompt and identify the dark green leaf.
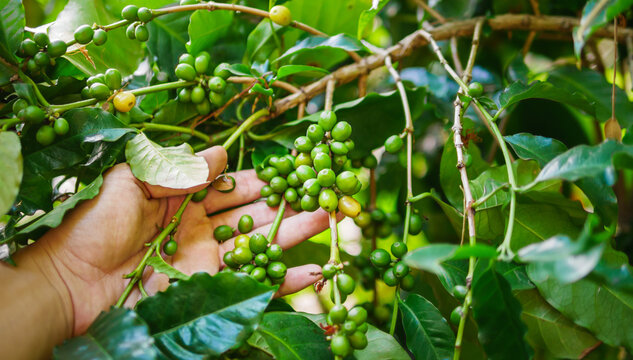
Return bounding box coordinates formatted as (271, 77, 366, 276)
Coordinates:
(504, 133, 567, 167)
(187, 10, 234, 56)
(472, 266, 531, 360)
(404, 244, 498, 277)
(573, 0, 633, 57)
(0, 132, 22, 216)
(520, 215, 609, 284)
(276, 65, 328, 79)
(245, 20, 286, 64)
(249, 312, 330, 360)
(517, 290, 600, 359)
(399, 294, 455, 360)
(152, 99, 198, 125)
(48, 0, 143, 75)
(548, 67, 633, 127)
(146, 256, 190, 281)
(275, 34, 363, 63)
(495, 262, 534, 291)
(358, 0, 389, 39)
(251, 141, 289, 168)
(125, 132, 209, 189)
(147, 12, 190, 81)
(136, 272, 274, 359)
(0, 0, 24, 64)
(497, 80, 594, 114)
(529, 248, 633, 349)
(8, 175, 103, 244)
(53, 307, 156, 360)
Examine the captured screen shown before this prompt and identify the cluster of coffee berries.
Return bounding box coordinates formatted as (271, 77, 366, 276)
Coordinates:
(175, 52, 231, 115)
(257, 154, 304, 210)
(122, 5, 153, 42)
(369, 241, 414, 290)
(212, 214, 254, 243)
(79, 68, 137, 113)
(11, 99, 69, 146)
(355, 209, 423, 239)
(291, 110, 362, 216)
(322, 265, 356, 302)
(17, 33, 68, 74)
(223, 233, 287, 286)
(326, 305, 369, 356)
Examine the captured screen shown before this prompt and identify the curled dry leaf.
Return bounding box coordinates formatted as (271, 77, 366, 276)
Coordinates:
(211, 174, 236, 193)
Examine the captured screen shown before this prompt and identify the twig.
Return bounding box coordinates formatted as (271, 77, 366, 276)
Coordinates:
(414, 0, 447, 23)
(612, 18, 617, 120)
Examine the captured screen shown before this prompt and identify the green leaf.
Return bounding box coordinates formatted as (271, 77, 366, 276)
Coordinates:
(0, 132, 22, 216)
(357, 0, 389, 39)
(497, 80, 594, 114)
(472, 266, 531, 360)
(399, 294, 455, 360)
(48, 0, 143, 75)
(517, 290, 600, 359)
(529, 248, 633, 349)
(285, 0, 370, 37)
(251, 141, 289, 169)
(495, 262, 534, 291)
(53, 307, 156, 360)
(8, 175, 103, 245)
(16, 108, 132, 214)
(533, 141, 633, 185)
(276, 65, 328, 79)
(186, 10, 234, 56)
(245, 20, 286, 64)
(547, 67, 633, 127)
(519, 215, 609, 284)
(146, 256, 190, 281)
(136, 272, 275, 359)
(504, 133, 567, 167)
(0, 0, 24, 64)
(573, 0, 633, 58)
(275, 33, 363, 63)
(147, 12, 190, 81)
(300, 313, 410, 359)
(269, 87, 428, 157)
(404, 244, 498, 277)
(125, 132, 209, 189)
(249, 312, 330, 360)
(152, 99, 198, 125)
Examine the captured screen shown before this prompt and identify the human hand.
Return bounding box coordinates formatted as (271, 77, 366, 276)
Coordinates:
(27, 146, 330, 335)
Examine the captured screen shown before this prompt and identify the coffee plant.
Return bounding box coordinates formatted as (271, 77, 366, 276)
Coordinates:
(2, 0, 633, 359)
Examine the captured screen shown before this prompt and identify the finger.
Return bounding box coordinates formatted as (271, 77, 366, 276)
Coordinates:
(171, 204, 221, 276)
(276, 264, 323, 297)
(202, 170, 266, 214)
(144, 146, 228, 199)
(219, 209, 335, 257)
(208, 201, 298, 231)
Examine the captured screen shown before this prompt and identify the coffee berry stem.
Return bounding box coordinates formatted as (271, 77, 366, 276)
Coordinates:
(266, 199, 286, 242)
(222, 108, 269, 150)
(131, 122, 211, 143)
(115, 193, 194, 308)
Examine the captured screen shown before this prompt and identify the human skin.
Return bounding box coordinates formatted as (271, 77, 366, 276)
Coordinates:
(0, 146, 332, 359)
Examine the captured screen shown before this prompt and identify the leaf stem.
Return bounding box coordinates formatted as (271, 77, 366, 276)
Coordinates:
(267, 199, 286, 242)
(18, 72, 50, 107)
(389, 288, 400, 335)
(115, 193, 193, 307)
(236, 134, 245, 171)
(131, 122, 210, 143)
(222, 108, 269, 149)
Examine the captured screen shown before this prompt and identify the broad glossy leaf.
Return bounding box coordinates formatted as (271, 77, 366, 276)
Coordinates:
(249, 312, 330, 360)
(136, 272, 275, 359)
(275, 33, 363, 63)
(495, 262, 534, 291)
(276, 65, 328, 79)
(517, 290, 600, 359)
(472, 266, 531, 360)
(187, 10, 234, 56)
(533, 141, 633, 185)
(0, 0, 24, 64)
(469, 160, 540, 211)
(520, 215, 609, 284)
(506, 133, 618, 225)
(404, 244, 498, 277)
(504, 133, 567, 167)
(590, 246, 633, 292)
(152, 99, 198, 125)
(270, 87, 427, 157)
(146, 256, 189, 281)
(49, 0, 143, 75)
(251, 141, 288, 168)
(245, 20, 286, 64)
(125, 132, 209, 189)
(0, 132, 22, 216)
(548, 67, 633, 127)
(147, 12, 190, 81)
(53, 307, 156, 360)
(16, 108, 132, 213)
(497, 80, 594, 114)
(285, 0, 370, 37)
(399, 294, 455, 360)
(9, 175, 103, 244)
(357, 0, 389, 38)
(573, 0, 633, 57)
(529, 248, 633, 349)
